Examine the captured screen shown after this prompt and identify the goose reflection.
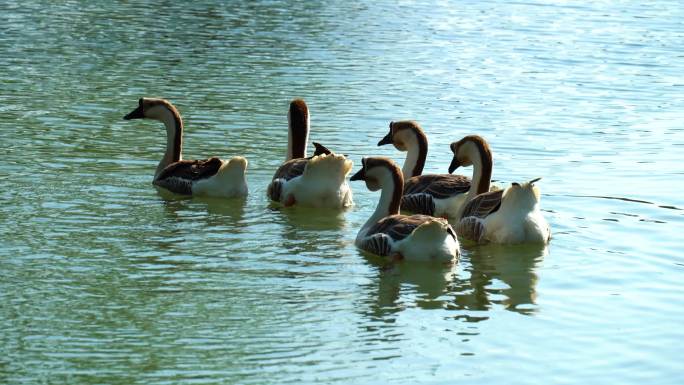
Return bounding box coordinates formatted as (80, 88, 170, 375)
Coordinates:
(157, 191, 247, 224)
(270, 204, 347, 232)
(451, 243, 547, 315)
(272, 206, 349, 264)
(359, 253, 457, 317)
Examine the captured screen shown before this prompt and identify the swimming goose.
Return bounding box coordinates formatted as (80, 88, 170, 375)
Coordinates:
(455, 178, 550, 244)
(267, 99, 353, 208)
(378, 121, 474, 219)
(123, 98, 248, 197)
(350, 157, 459, 262)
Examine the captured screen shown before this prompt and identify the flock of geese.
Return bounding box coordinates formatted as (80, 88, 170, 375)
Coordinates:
(123, 97, 550, 262)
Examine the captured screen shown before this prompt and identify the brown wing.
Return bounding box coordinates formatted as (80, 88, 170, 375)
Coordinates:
(404, 174, 471, 200)
(272, 158, 309, 181)
(156, 158, 223, 182)
(366, 214, 438, 241)
(400, 193, 435, 215)
(456, 216, 486, 243)
(358, 233, 393, 256)
(153, 158, 223, 194)
(460, 189, 503, 219)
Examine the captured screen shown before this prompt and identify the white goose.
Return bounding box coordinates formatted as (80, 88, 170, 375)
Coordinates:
(378, 121, 491, 220)
(351, 157, 459, 262)
(454, 178, 550, 244)
(267, 99, 353, 208)
(123, 98, 248, 197)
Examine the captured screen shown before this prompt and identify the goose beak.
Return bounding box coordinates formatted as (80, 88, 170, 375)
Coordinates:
(448, 157, 461, 174)
(350, 167, 366, 181)
(123, 105, 144, 120)
(377, 131, 393, 146)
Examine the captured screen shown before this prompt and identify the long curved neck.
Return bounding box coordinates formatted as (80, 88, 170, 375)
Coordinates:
(287, 106, 309, 160)
(155, 108, 183, 179)
(401, 131, 428, 179)
(468, 142, 493, 196)
(362, 169, 403, 231)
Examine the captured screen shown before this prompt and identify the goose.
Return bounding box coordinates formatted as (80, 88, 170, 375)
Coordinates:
(267, 99, 353, 208)
(454, 178, 551, 244)
(377, 121, 485, 220)
(123, 98, 248, 197)
(350, 156, 459, 262)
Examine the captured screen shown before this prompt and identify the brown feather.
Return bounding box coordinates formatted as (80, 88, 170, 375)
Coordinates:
(404, 174, 471, 199)
(271, 158, 309, 182)
(153, 157, 223, 194)
(460, 189, 503, 219)
(366, 214, 439, 241)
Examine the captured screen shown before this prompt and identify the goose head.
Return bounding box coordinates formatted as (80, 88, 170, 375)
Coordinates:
(503, 178, 542, 210)
(378, 121, 428, 178)
(350, 157, 403, 192)
(448, 135, 492, 173)
(378, 120, 426, 151)
(124, 98, 181, 122)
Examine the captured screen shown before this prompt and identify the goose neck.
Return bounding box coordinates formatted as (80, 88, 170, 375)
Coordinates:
(287, 108, 309, 160)
(401, 132, 428, 179)
(468, 143, 492, 196)
(362, 170, 403, 232)
(154, 108, 183, 179)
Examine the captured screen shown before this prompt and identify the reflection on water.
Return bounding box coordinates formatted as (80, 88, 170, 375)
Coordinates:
(358, 243, 545, 318)
(269, 204, 348, 232)
(454, 244, 547, 315)
(361, 254, 457, 316)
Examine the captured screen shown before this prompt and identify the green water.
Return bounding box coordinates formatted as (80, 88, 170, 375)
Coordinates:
(1, 1, 683, 384)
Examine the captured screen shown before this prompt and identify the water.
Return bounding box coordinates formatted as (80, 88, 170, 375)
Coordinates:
(1, 1, 683, 383)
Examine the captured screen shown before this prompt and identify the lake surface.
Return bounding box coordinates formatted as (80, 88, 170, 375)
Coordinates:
(1, 1, 683, 384)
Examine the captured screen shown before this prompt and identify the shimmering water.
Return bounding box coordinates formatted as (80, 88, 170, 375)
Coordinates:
(1, 1, 683, 384)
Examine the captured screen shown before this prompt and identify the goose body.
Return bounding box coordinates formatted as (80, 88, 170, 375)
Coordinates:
(351, 157, 459, 262)
(456, 179, 550, 244)
(123, 98, 247, 198)
(267, 99, 353, 208)
(378, 121, 491, 220)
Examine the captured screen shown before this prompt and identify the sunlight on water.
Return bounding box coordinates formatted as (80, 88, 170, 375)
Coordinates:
(1, 1, 683, 384)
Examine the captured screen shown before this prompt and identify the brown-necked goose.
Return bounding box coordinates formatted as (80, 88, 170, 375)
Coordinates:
(123, 98, 247, 197)
(454, 178, 550, 244)
(350, 157, 459, 262)
(267, 99, 353, 208)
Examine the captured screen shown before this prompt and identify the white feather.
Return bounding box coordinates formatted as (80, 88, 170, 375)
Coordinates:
(281, 153, 353, 209)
